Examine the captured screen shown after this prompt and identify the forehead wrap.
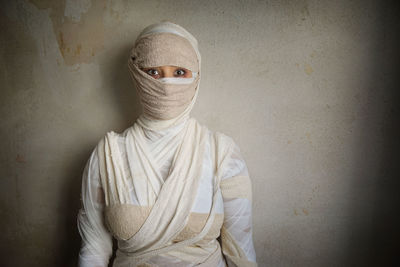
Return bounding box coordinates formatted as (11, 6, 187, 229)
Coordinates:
(131, 32, 199, 72)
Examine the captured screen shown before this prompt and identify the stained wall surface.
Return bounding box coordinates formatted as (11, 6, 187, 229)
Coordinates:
(0, 0, 399, 266)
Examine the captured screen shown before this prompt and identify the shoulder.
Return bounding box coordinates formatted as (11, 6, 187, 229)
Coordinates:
(95, 126, 133, 149)
(191, 118, 237, 149)
(212, 130, 241, 159)
(194, 121, 244, 174)
(107, 126, 132, 140)
(214, 131, 236, 147)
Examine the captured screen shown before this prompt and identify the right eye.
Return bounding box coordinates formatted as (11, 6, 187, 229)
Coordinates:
(147, 69, 159, 76)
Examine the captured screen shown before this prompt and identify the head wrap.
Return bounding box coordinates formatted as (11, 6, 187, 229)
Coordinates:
(128, 21, 201, 131)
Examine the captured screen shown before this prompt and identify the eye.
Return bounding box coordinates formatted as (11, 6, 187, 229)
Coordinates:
(174, 69, 186, 77)
(147, 69, 159, 76)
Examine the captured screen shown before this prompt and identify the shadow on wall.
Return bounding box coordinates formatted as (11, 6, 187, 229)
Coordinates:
(346, 2, 400, 266)
(58, 150, 93, 267)
(98, 41, 143, 131)
(59, 43, 142, 266)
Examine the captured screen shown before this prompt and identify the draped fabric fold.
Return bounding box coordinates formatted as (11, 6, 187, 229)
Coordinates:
(97, 118, 228, 265)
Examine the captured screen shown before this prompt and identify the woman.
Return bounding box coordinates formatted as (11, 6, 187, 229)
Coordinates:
(77, 21, 257, 267)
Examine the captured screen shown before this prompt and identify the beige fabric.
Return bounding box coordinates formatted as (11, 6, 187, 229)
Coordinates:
(131, 32, 199, 72)
(105, 205, 151, 241)
(104, 203, 224, 245)
(137, 21, 201, 68)
(128, 59, 200, 120)
(174, 213, 224, 243)
(221, 226, 257, 267)
(130, 21, 202, 132)
(99, 119, 225, 266)
(165, 240, 224, 266)
(220, 175, 252, 200)
(97, 132, 130, 205)
(97, 121, 256, 266)
(128, 32, 200, 121)
(197, 244, 225, 267)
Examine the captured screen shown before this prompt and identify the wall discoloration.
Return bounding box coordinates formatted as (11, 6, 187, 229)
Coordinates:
(16, 154, 26, 163)
(304, 63, 314, 75)
(29, 0, 106, 65)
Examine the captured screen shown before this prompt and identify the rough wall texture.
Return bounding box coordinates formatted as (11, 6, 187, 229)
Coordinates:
(0, 0, 399, 266)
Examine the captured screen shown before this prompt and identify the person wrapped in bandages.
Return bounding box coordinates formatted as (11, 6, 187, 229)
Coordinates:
(77, 21, 257, 267)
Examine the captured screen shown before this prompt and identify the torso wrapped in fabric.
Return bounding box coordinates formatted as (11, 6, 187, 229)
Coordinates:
(78, 117, 256, 266)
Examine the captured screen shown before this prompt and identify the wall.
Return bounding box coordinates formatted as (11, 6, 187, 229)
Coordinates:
(0, 0, 399, 266)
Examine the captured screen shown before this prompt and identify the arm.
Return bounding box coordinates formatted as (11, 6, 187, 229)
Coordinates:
(77, 147, 113, 267)
(219, 141, 257, 267)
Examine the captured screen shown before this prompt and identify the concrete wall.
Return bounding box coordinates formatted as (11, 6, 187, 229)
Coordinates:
(1, 0, 399, 266)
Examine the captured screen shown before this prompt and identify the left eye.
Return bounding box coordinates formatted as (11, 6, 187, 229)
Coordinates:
(175, 69, 185, 76)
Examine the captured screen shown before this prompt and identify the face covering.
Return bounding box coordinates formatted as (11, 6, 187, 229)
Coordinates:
(158, 77, 193, 84)
(158, 72, 197, 84)
(128, 32, 200, 120)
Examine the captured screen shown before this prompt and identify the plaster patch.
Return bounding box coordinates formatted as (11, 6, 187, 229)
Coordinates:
(29, 0, 106, 65)
(56, 0, 105, 65)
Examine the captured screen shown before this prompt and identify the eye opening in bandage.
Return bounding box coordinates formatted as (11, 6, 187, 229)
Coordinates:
(131, 62, 200, 86)
(139, 65, 197, 80)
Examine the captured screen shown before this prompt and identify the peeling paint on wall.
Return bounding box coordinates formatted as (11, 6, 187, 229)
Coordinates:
(29, 0, 106, 65)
